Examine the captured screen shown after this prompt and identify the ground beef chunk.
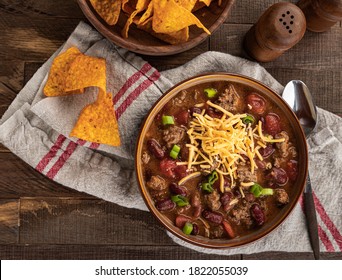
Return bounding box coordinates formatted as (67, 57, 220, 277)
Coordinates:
(275, 188, 289, 206)
(230, 203, 253, 227)
(273, 157, 286, 168)
(146, 175, 167, 190)
(204, 190, 222, 211)
(162, 126, 185, 148)
(209, 225, 224, 239)
(288, 146, 297, 158)
(237, 164, 257, 182)
(216, 84, 241, 113)
(275, 131, 290, 157)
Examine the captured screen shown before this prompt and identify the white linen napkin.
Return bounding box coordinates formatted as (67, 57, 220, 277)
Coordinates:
(1, 22, 341, 254)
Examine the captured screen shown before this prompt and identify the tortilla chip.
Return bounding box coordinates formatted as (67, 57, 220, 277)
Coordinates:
(174, 0, 197, 11)
(90, 0, 122, 25)
(70, 91, 121, 146)
(122, 0, 138, 14)
(138, 1, 153, 25)
(44, 47, 82, 97)
(137, 17, 189, 44)
(122, 0, 150, 38)
(65, 54, 106, 94)
(152, 0, 210, 35)
(198, 0, 213, 6)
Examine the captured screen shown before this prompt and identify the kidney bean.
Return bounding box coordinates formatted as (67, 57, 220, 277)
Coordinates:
(189, 107, 202, 116)
(175, 110, 189, 125)
(255, 158, 266, 170)
(207, 107, 223, 119)
(286, 160, 298, 181)
(264, 113, 282, 136)
(175, 214, 192, 228)
(147, 138, 165, 159)
(169, 183, 187, 196)
(155, 198, 175, 212)
(193, 206, 202, 218)
(259, 144, 275, 158)
(250, 204, 265, 226)
(246, 93, 266, 115)
(269, 167, 289, 186)
(221, 192, 233, 206)
(202, 209, 223, 224)
(214, 176, 231, 190)
(191, 223, 199, 235)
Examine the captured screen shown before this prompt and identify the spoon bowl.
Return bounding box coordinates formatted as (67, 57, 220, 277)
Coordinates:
(282, 80, 317, 137)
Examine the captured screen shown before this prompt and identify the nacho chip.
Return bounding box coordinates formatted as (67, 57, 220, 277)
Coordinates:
(44, 47, 82, 97)
(199, 0, 213, 6)
(65, 54, 106, 94)
(138, 1, 154, 25)
(70, 91, 121, 146)
(90, 0, 122, 25)
(152, 0, 210, 35)
(137, 17, 189, 44)
(122, 0, 150, 38)
(174, 0, 197, 11)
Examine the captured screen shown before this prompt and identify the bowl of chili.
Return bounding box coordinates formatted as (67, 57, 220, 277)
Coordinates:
(135, 73, 308, 248)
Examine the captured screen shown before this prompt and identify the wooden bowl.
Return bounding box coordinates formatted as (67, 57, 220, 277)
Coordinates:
(77, 0, 235, 56)
(135, 73, 308, 249)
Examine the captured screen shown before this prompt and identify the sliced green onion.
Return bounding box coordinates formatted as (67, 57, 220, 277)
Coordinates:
(261, 188, 274, 196)
(169, 144, 181, 159)
(182, 222, 193, 235)
(242, 115, 255, 124)
(162, 115, 175, 125)
(250, 183, 263, 198)
(250, 183, 274, 197)
(171, 195, 189, 207)
(201, 170, 218, 193)
(204, 88, 218, 98)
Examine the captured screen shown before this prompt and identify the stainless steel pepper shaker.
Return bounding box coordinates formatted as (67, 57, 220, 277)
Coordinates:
(297, 0, 342, 32)
(243, 2, 307, 62)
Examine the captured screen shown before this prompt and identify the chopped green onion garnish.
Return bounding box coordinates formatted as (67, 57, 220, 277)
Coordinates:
(250, 183, 263, 198)
(201, 170, 218, 193)
(242, 115, 255, 124)
(182, 222, 193, 235)
(250, 183, 274, 197)
(261, 188, 274, 196)
(171, 195, 189, 207)
(204, 88, 218, 98)
(169, 144, 181, 159)
(162, 115, 175, 125)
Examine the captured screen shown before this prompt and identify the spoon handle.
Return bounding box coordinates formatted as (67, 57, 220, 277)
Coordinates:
(304, 174, 320, 260)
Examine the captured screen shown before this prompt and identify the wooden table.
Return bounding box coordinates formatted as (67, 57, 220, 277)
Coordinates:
(0, 0, 341, 260)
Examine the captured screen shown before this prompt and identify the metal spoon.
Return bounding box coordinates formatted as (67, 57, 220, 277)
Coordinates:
(282, 80, 319, 259)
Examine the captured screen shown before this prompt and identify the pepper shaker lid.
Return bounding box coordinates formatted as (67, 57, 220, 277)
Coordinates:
(244, 2, 307, 62)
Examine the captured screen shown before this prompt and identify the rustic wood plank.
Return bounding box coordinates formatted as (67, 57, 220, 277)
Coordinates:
(0, 199, 19, 244)
(243, 251, 342, 260)
(210, 23, 342, 70)
(0, 153, 90, 198)
(0, 14, 82, 61)
(0, 0, 84, 19)
(0, 244, 241, 260)
(20, 198, 173, 245)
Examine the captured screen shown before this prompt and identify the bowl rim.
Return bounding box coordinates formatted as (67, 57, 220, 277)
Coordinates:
(77, 0, 235, 56)
(135, 72, 308, 249)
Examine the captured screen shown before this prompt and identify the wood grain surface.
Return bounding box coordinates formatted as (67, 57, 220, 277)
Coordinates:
(0, 0, 341, 259)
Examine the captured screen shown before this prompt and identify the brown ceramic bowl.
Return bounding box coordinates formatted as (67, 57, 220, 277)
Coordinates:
(77, 0, 235, 56)
(135, 73, 308, 249)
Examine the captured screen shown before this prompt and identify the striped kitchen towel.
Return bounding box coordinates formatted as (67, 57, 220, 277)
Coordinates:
(0, 22, 341, 255)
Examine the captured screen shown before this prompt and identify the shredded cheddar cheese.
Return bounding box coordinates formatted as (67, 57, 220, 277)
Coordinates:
(184, 101, 286, 188)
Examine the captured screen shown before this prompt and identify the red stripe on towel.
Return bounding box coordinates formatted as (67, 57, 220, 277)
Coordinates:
(116, 70, 160, 119)
(45, 139, 85, 179)
(112, 63, 152, 105)
(35, 135, 67, 172)
(299, 195, 334, 252)
(313, 191, 342, 251)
